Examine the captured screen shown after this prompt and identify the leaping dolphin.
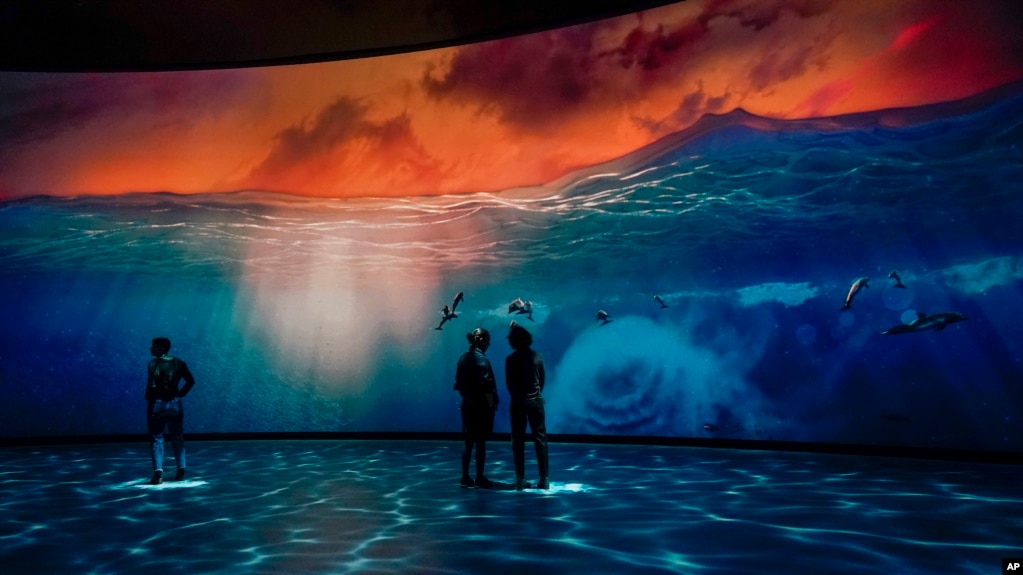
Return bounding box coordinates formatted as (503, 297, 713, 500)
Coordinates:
(888, 269, 906, 289)
(881, 311, 967, 335)
(654, 295, 668, 309)
(434, 291, 465, 330)
(596, 309, 612, 326)
(841, 277, 869, 311)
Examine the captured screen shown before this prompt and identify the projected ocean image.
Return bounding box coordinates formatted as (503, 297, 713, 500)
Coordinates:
(3, 81, 1022, 452)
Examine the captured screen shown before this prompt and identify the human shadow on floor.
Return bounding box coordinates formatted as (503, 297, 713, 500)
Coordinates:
(462, 479, 545, 491)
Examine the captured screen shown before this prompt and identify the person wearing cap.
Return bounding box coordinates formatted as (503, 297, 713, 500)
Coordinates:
(505, 323, 549, 490)
(145, 337, 196, 485)
(453, 327, 499, 488)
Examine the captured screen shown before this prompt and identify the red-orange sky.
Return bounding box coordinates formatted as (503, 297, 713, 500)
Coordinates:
(2, 0, 1022, 201)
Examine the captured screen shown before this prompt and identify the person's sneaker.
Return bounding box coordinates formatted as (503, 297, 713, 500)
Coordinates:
(459, 475, 475, 488)
(150, 470, 163, 485)
(175, 468, 186, 481)
(536, 477, 550, 490)
(514, 478, 531, 491)
(475, 476, 494, 489)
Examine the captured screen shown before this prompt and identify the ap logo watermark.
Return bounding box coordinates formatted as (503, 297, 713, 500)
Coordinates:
(1005, 559, 1023, 574)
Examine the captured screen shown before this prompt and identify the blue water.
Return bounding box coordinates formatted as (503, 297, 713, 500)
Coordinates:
(2, 82, 1022, 453)
(0, 441, 1019, 575)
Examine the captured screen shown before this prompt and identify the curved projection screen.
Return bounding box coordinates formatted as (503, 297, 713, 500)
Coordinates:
(2, 0, 1023, 454)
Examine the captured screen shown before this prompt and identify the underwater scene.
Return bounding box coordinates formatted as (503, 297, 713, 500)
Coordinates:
(3, 81, 1023, 451)
(1, 1, 1022, 454)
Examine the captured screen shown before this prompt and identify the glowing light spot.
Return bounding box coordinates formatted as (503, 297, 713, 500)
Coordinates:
(882, 285, 914, 311)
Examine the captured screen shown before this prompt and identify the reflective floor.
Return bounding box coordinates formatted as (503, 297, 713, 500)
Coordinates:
(1, 440, 1019, 574)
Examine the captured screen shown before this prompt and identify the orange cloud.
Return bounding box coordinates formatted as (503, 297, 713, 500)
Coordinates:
(238, 97, 447, 197)
(1, 0, 1022, 201)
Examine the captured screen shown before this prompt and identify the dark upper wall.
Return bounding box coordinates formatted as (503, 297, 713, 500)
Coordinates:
(0, 0, 682, 72)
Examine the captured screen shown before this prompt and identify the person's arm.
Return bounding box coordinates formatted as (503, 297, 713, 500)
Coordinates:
(505, 355, 513, 396)
(537, 352, 545, 393)
(177, 361, 196, 397)
(454, 354, 466, 392)
(145, 362, 156, 402)
(478, 354, 498, 410)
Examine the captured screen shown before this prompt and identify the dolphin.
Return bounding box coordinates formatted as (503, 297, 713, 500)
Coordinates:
(434, 291, 464, 330)
(881, 311, 967, 335)
(596, 309, 612, 326)
(888, 269, 906, 289)
(508, 297, 525, 314)
(841, 277, 869, 311)
(434, 305, 455, 330)
(654, 295, 668, 309)
(518, 300, 535, 321)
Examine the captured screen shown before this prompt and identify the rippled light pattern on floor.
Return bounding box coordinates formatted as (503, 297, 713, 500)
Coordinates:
(1, 440, 1019, 574)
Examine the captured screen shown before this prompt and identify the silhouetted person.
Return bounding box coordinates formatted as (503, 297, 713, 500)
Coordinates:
(146, 337, 195, 485)
(505, 324, 549, 490)
(454, 328, 499, 488)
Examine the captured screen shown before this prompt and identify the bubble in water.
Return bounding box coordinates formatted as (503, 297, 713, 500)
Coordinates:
(795, 324, 817, 345)
(900, 309, 921, 325)
(882, 285, 914, 310)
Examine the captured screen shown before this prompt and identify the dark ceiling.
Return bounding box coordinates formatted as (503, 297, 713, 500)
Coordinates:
(0, 0, 682, 72)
